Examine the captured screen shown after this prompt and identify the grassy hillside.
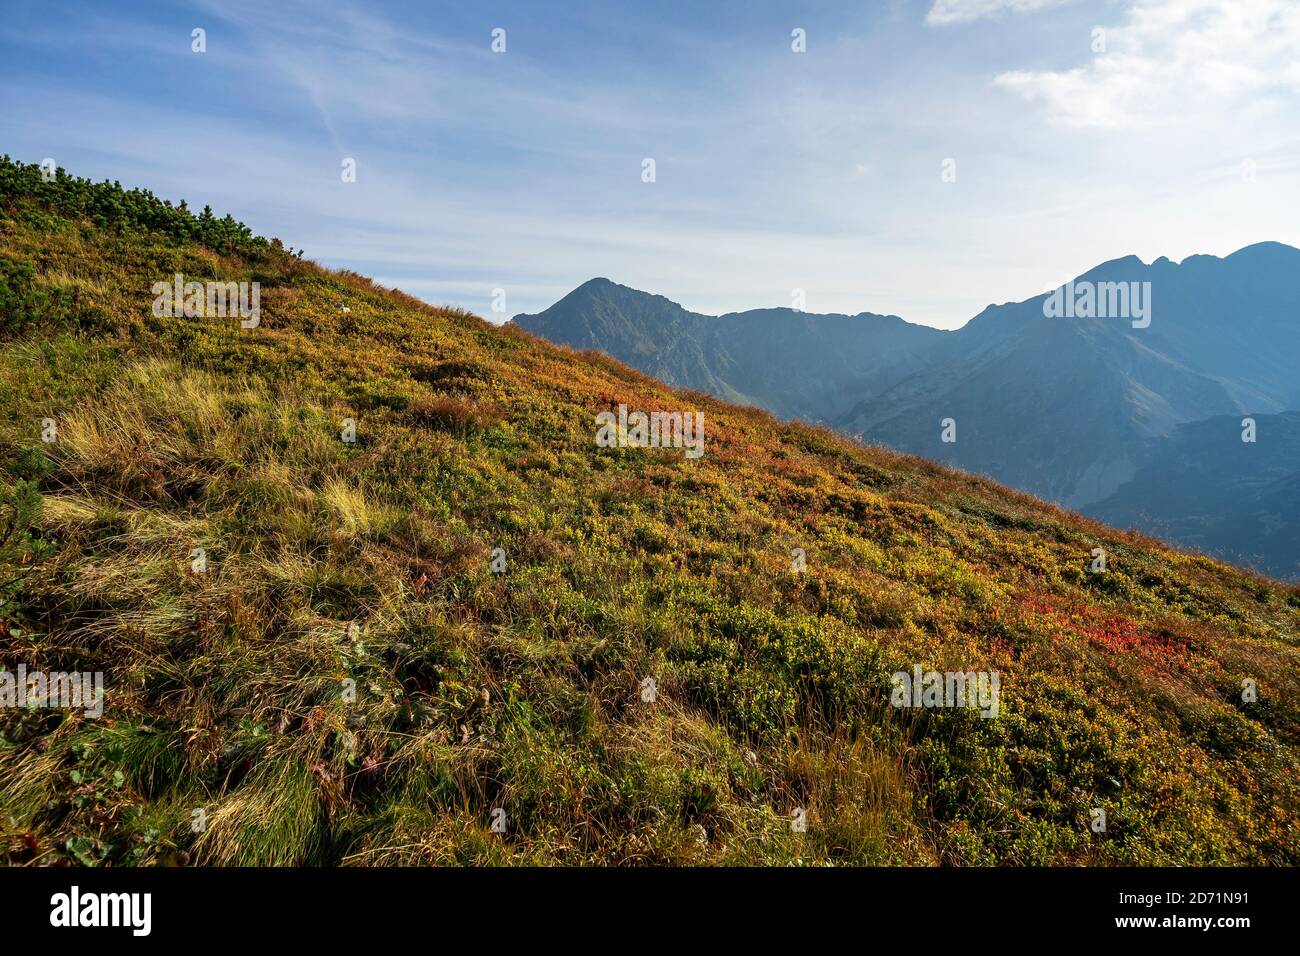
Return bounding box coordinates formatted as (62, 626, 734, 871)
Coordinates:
(1, 158, 1297, 866)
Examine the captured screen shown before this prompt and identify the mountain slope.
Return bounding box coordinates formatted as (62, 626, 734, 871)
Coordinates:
(841, 247, 1300, 508)
(1091, 412, 1300, 581)
(522, 252, 1300, 576)
(1, 158, 1298, 867)
(513, 279, 942, 422)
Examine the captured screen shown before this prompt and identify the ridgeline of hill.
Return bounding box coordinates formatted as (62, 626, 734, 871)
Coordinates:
(517, 257, 1300, 581)
(1, 158, 1297, 866)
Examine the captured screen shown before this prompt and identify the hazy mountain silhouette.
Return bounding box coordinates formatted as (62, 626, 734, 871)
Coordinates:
(1090, 411, 1300, 580)
(513, 278, 942, 422)
(843, 243, 1300, 509)
(513, 244, 1300, 578)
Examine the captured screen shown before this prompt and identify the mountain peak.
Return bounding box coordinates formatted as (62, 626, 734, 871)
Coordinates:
(1225, 240, 1300, 264)
(549, 276, 683, 311)
(1077, 254, 1148, 282)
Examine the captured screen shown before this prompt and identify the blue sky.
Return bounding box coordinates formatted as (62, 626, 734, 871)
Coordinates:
(3, 0, 1298, 328)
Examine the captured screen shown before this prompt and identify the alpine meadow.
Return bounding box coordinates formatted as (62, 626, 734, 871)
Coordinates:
(2, 157, 1297, 868)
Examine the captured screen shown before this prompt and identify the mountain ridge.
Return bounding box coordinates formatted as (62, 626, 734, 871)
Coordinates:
(516, 245, 1300, 578)
(514, 278, 944, 422)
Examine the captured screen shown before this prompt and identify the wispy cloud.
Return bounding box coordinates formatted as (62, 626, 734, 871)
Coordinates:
(993, 0, 1300, 127)
(926, 0, 1069, 26)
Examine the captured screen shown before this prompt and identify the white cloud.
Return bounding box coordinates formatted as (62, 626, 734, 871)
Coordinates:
(993, 0, 1300, 127)
(926, 0, 1068, 26)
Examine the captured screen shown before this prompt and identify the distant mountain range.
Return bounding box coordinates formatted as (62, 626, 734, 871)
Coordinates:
(515, 277, 942, 422)
(513, 242, 1300, 579)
